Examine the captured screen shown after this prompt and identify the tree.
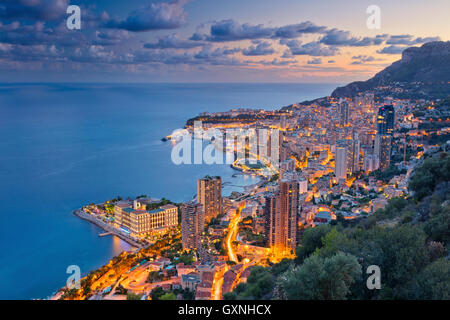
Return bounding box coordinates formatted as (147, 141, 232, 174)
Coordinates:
(295, 225, 331, 263)
(377, 225, 430, 296)
(147, 271, 164, 283)
(409, 153, 450, 200)
(159, 292, 177, 300)
(411, 258, 450, 299)
(281, 252, 361, 300)
(150, 286, 165, 300)
(126, 292, 142, 300)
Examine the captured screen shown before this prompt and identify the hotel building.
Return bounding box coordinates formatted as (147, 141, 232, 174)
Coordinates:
(114, 200, 178, 239)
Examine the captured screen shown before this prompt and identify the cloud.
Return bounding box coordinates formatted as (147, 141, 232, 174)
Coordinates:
(193, 19, 328, 42)
(377, 45, 406, 54)
(0, 0, 69, 21)
(93, 30, 131, 46)
(386, 34, 441, 45)
(0, 21, 88, 47)
(273, 21, 327, 38)
(245, 58, 297, 66)
(144, 34, 203, 49)
(281, 39, 339, 56)
(351, 55, 376, 64)
(105, 0, 189, 32)
(194, 46, 240, 59)
(307, 58, 322, 64)
(242, 40, 275, 56)
(201, 19, 273, 42)
(320, 29, 385, 47)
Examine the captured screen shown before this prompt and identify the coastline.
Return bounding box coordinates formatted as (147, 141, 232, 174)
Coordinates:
(72, 209, 142, 249)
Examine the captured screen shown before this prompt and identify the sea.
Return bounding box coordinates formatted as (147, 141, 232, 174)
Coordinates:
(0, 82, 337, 299)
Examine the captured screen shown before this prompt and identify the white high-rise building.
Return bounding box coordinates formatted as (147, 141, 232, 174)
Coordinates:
(334, 146, 347, 180)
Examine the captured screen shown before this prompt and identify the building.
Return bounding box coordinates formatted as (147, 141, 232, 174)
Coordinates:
(279, 158, 296, 179)
(313, 211, 333, 225)
(339, 101, 349, 126)
(336, 138, 359, 176)
(197, 176, 222, 222)
(181, 273, 200, 291)
(363, 153, 380, 172)
(374, 134, 392, 170)
(264, 180, 299, 253)
(372, 198, 388, 212)
(334, 146, 347, 180)
(298, 177, 308, 194)
(280, 115, 287, 130)
(113, 201, 178, 239)
(182, 201, 204, 250)
(377, 105, 395, 135)
(278, 180, 299, 252)
(264, 193, 277, 248)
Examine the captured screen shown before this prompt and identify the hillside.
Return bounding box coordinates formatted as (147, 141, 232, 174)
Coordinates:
(331, 41, 450, 99)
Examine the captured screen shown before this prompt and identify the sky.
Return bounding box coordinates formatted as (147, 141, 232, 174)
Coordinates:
(0, 0, 449, 83)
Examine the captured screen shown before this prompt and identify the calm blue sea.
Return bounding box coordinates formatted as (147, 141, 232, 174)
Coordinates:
(0, 82, 337, 299)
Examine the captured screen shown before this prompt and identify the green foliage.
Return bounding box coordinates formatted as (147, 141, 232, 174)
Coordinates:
(147, 271, 164, 283)
(371, 165, 406, 183)
(223, 292, 237, 300)
(150, 287, 165, 300)
(280, 252, 362, 300)
(178, 252, 195, 265)
(411, 258, 450, 299)
(295, 225, 331, 263)
(373, 197, 409, 221)
(423, 204, 450, 243)
(126, 292, 142, 300)
(233, 266, 275, 300)
(409, 152, 450, 200)
(159, 292, 177, 300)
(377, 225, 430, 292)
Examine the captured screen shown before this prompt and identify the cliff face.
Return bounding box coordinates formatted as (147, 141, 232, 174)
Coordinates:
(331, 41, 450, 98)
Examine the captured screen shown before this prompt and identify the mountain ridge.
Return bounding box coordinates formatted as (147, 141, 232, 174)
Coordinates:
(331, 41, 450, 99)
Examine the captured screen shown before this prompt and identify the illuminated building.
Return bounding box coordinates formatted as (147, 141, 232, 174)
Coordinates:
(264, 180, 299, 253)
(339, 101, 349, 126)
(182, 201, 204, 250)
(298, 177, 308, 194)
(197, 176, 222, 222)
(374, 134, 392, 170)
(277, 180, 299, 252)
(264, 193, 277, 248)
(113, 200, 178, 239)
(377, 105, 395, 135)
(334, 146, 347, 180)
(336, 138, 359, 176)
